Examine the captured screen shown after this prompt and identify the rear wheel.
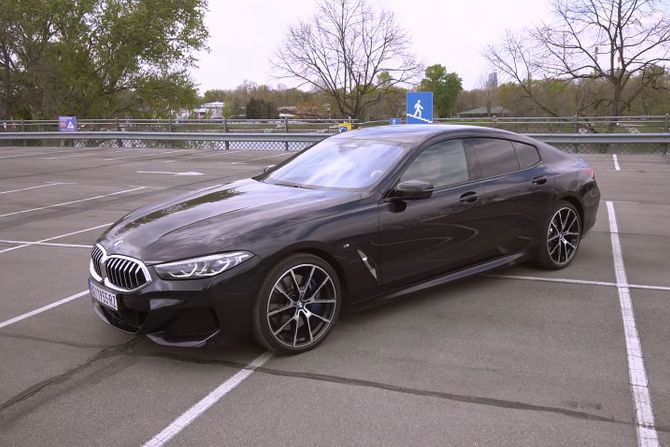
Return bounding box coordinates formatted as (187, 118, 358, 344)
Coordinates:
(536, 202, 582, 270)
(252, 254, 341, 355)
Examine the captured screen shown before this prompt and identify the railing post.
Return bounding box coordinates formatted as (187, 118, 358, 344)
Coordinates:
(20, 119, 26, 146)
(168, 117, 172, 133)
(574, 115, 579, 154)
(284, 117, 289, 151)
(665, 114, 669, 155)
(223, 117, 230, 150)
(115, 118, 122, 148)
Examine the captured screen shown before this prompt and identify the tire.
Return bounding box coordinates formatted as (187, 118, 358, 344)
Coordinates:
(535, 201, 582, 270)
(252, 253, 341, 355)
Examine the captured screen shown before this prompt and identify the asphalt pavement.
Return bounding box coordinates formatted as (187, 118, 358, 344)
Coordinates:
(0, 145, 668, 446)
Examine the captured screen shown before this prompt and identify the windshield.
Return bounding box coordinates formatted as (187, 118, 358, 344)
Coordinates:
(261, 137, 407, 190)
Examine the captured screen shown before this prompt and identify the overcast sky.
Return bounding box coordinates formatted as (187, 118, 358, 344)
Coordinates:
(190, 0, 553, 94)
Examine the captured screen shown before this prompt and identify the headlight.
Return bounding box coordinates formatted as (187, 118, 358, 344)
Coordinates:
(154, 251, 254, 279)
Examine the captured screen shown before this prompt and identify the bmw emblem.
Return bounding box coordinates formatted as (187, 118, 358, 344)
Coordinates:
(113, 239, 124, 248)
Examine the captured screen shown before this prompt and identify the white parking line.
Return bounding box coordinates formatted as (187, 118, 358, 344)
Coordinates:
(195, 149, 247, 159)
(606, 201, 658, 447)
(0, 290, 88, 330)
(137, 170, 203, 176)
(0, 182, 70, 195)
(143, 352, 273, 447)
(485, 274, 670, 292)
(43, 153, 96, 160)
(231, 152, 293, 165)
(486, 274, 615, 288)
(613, 154, 621, 171)
(0, 240, 92, 249)
(0, 148, 88, 159)
(0, 151, 53, 160)
(0, 222, 111, 255)
(103, 149, 188, 161)
(0, 186, 145, 219)
(626, 283, 670, 292)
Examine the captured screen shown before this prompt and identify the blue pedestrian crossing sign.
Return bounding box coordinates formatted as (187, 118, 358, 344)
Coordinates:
(58, 116, 77, 132)
(406, 92, 433, 124)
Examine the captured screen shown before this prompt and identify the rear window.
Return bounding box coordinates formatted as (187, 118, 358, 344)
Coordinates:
(466, 138, 519, 179)
(513, 142, 541, 169)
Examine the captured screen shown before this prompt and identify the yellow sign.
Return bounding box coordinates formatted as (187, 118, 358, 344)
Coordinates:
(338, 123, 352, 133)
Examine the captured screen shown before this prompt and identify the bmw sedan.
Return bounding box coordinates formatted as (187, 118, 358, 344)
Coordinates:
(88, 125, 600, 354)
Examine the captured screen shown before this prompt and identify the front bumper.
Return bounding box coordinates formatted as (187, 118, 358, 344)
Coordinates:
(89, 256, 265, 347)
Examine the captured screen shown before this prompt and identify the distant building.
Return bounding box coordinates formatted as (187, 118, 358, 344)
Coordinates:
(277, 105, 297, 119)
(194, 101, 225, 119)
(457, 105, 511, 117)
(175, 109, 191, 120)
(487, 72, 498, 89)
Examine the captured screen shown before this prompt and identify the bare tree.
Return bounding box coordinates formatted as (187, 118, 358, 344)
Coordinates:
(271, 0, 422, 120)
(487, 0, 670, 121)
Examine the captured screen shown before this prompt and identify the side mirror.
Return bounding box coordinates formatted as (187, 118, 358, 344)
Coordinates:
(392, 180, 433, 200)
(263, 165, 276, 173)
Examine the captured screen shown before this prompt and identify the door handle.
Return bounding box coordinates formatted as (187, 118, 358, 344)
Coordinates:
(532, 176, 547, 185)
(459, 191, 478, 204)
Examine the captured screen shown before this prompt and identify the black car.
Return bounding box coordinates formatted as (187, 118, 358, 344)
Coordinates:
(88, 125, 600, 354)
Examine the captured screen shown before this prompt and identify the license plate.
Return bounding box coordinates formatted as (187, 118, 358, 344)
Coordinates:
(89, 280, 118, 311)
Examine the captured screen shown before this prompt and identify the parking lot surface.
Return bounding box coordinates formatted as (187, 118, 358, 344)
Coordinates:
(0, 145, 668, 446)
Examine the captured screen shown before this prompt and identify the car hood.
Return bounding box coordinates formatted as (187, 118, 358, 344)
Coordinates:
(98, 178, 358, 262)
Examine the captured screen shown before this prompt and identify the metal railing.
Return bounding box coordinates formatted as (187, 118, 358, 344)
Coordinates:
(0, 118, 346, 134)
(0, 129, 668, 154)
(2, 115, 670, 134)
(0, 131, 326, 142)
(0, 131, 325, 151)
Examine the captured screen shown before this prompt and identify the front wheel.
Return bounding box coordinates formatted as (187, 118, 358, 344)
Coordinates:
(535, 202, 582, 270)
(252, 254, 341, 355)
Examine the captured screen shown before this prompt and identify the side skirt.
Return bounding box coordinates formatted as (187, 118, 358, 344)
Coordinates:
(349, 252, 527, 311)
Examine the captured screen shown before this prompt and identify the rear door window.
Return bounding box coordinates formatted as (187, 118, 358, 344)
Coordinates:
(466, 138, 520, 179)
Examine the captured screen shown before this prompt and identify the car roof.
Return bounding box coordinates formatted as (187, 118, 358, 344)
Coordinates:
(331, 124, 518, 145)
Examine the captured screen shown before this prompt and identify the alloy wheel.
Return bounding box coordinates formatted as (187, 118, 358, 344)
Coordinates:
(265, 263, 337, 349)
(546, 206, 581, 266)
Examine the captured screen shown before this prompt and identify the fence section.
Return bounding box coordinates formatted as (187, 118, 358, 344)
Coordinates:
(0, 118, 344, 134)
(0, 130, 668, 154)
(2, 115, 670, 134)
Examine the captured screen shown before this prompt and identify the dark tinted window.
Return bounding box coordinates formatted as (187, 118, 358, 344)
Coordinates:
(513, 142, 540, 169)
(466, 138, 519, 179)
(400, 140, 469, 188)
